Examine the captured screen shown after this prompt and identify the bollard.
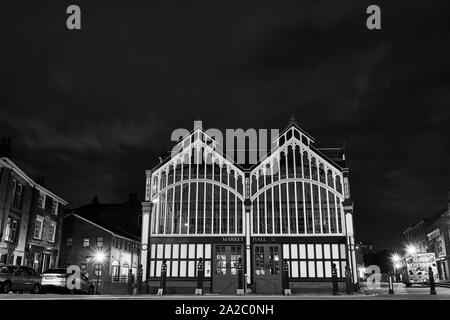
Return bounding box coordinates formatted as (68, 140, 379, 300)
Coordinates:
(345, 266, 353, 295)
(332, 263, 338, 295)
(388, 276, 394, 294)
(237, 257, 244, 295)
(196, 257, 204, 295)
(137, 264, 143, 295)
(128, 269, 135, 296)
(159, 259, 167, 295)
(282, 259, 290, 295)
(429, 267, 437, 295)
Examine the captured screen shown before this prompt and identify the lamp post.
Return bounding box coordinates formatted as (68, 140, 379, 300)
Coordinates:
(391, 254, 401, 282)
(94, 251, 105, 295)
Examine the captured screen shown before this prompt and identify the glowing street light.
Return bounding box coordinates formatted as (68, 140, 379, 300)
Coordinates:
(406, 244, 417, 255)
(391, 254, 401, 263)
(94, 251, 106, 263)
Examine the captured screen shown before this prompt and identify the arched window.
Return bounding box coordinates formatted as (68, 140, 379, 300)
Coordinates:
(111, 260, 120, 281)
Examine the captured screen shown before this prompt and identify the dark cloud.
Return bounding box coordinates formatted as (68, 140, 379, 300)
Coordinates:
(1, 0, 450, 250)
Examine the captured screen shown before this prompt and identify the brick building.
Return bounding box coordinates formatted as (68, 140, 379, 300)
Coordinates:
(0, 141, 67, 271)
(59, 213, 140, 292)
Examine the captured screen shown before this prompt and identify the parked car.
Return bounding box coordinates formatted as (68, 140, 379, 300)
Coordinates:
(40, 268, 95, 294)
(0, 265, 41, 294)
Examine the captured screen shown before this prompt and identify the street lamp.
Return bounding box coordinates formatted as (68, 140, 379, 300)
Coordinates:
(93, 249, 106, 295)
(406, 244, 417, 255)
(391, 254, 401, 281)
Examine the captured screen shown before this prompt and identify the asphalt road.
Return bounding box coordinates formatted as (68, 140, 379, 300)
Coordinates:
(1, 286, 449, 300)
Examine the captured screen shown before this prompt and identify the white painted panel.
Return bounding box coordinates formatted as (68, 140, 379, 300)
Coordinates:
(164, 244, 171, 259)
(300, 261, 307, 277)
(340, 244, 346, 259)
(291, 261, 299, 278)
(308, 261, 316, 277)
(172, 261, 179, 277)
(156, 261, 162, 277)
(180, 261, 187, 277)
(290, 244, 298, 259)
(180, 244, 187, 258)
(205, 261, 211, 277)
(205, 244, 211, 259)
(172, 244, 179, 258)
(150, 261, 155, 277)
(197, 244, 204, 258)
(307, 244, 314, 259)
(316, 261, 324, 278)
(315, 244, 323, 259)
(325, 261, 332, 277)
(188, 261, 195, 277)
(157, 244, 163, 258)
(299, 244, 306, 259)
(324, 244, 331, 259)
(332, 244, 339, 259)
(283, 244, 290, 259)
(188, 244, 196, 259)
(151, 244, 156, 259)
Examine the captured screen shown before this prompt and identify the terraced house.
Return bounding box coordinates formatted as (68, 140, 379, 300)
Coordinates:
(0, 139, 67, 272)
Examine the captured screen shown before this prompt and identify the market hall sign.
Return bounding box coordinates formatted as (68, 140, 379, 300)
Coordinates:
(222, 237, 244, 242)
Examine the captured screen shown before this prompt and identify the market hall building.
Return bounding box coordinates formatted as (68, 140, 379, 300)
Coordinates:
(141, 119, 357, 294)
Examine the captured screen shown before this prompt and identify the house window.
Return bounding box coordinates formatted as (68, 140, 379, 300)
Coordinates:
(66, 237, 73, 247)
(51, 200, 59, 215)
(97, 236, 103, 248)
(10, 180, 23, 209)
(38, 192, 46, 209)
(33, 216, 44, 240)
(49, 221, 57, 243)
(83, 237, 90, 247)
(4, 217, 19, 243)
(16, 256, 22, 266)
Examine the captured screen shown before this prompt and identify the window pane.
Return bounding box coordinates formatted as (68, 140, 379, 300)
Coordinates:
(332, 244, 339, 259)
(164, 244, 171, 259)
(316, 261, 324, 278)
(323, 244, 331, 259)
(315, 244, 322, 259)
(150, 261, 155, 277)
(188, 244, 195, 259)
(180, 244, 187, 259)
(151, 244, 156, 259)
(300, 261, 307, 277)
(341, 261, 347, 278)
(291, 261, 299, 278)
(171, 261, 178, 277)
(156, 261, 162, 277)
(197, 244, 203, 259)
(340, 244, 346, 260)
(299, 244, 306, 259)
(205, 244, 211, 259)
(308, 261, 316, 277)
(283, 244, 290, 259)
(307, 244, 314, 259)
(290, 244, 298, 259)
(172, 244, 179, 258)
(179, 261, 187, 277)
(157, 244, 163, 258)
(188, 261, 195, 277)
(325, 261, 332, 277)
(205, 261, 211, 277)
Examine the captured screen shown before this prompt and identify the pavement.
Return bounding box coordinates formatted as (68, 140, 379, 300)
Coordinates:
(1, 285, 450, 300)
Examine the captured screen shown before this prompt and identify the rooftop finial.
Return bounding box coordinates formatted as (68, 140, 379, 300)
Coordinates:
(288, 115, 298, 126)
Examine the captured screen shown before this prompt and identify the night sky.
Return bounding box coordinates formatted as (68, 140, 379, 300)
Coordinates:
(2, 1, 450, 250)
